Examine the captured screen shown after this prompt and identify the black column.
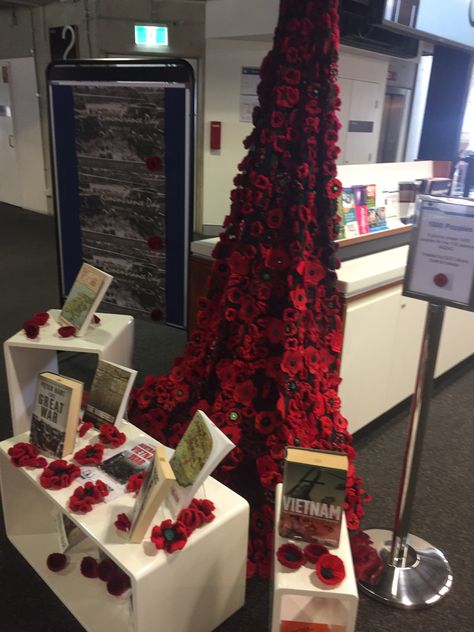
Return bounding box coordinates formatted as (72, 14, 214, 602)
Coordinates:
(418, 45, 473, 163)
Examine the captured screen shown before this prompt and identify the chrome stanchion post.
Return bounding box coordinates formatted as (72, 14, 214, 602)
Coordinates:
(359, 302, 453, 609)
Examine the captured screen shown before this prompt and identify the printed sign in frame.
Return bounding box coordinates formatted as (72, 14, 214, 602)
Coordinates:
(403, 195, 474, 311)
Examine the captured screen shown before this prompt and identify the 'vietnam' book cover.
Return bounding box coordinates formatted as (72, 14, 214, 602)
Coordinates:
(279, 447, 348, 548)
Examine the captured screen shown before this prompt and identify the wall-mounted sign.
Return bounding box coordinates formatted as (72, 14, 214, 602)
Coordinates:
(49, 25, 79, 60)
(403, 195, 474, 310)
(384, 0, 474, 51)
(240, 67, 259, 123)
(134, 25, 168, 46)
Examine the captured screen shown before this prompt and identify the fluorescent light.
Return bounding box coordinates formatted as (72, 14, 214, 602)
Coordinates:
(134, 25, 168, 47)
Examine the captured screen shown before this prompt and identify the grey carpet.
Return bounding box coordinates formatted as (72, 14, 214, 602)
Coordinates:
(0, 203, 472, 631)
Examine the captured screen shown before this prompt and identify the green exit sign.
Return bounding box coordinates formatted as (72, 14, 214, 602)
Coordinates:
(134, 25, 168, 46)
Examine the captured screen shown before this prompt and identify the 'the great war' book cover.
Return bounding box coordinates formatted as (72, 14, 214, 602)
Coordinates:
(30, 372, 83, 458)
(279, 447, 348, 548)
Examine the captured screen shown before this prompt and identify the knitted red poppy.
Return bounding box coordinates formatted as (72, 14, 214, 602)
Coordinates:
(150, 519, 188, 553)
(276, 543, 304, 570)
(46, 553, 68, 572)
(58, 326, 76, 338)
(114, 513, 131, 532)
(80, 556, 99, 578)
(98, 423, 126, 448)
(73, 443, 105, 466)
(23, 320, 39, 339)
(304, 543, 329, 565)
(315, 553, 346, 585)
(68, 480, 109, 513)
(32, 312, 50, 326)
(39, 460, 81, 490)
(126, 471, 145, 495)
(8, 442, 47, 468)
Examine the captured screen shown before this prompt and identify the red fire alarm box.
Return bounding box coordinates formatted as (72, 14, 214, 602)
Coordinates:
(210, 121, 221, 150)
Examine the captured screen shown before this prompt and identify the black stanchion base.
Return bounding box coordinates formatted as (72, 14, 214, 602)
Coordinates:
(358, 529, 453, 609)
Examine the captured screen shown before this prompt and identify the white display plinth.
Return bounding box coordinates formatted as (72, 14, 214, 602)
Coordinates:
(0, 420, 249, 632)
(3, 309, 134, 435)
(271, 484, 358, 632)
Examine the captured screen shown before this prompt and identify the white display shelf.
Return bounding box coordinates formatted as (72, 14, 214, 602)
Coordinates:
(0, 421, 249, 632)
(3, 309, 135, 435)
(271, 484, 358, 632)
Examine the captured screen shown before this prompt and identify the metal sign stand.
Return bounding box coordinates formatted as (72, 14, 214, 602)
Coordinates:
(359, 302, 453, 609)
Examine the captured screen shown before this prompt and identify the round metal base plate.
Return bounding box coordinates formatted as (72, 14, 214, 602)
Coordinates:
(358, 529, 453, 609)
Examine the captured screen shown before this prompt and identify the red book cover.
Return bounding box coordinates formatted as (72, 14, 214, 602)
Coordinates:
(355, 203, 369, 234)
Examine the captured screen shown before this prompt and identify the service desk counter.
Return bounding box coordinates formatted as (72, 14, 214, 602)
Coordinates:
(189, 239, 474, 433)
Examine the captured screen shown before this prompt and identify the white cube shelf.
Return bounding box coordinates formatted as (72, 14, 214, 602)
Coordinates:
(271, 484, 359, 632)
(4, 309, 134, 435)
(0, 420, 249, 632)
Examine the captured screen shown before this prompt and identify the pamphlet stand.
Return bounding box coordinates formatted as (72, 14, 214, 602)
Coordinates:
(3, 309, 135, 435)
(271, 484, 358, 632)
(0, 420, 249, 632)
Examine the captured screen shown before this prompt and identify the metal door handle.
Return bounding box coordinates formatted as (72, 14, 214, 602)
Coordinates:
(8, 134, 14, 148)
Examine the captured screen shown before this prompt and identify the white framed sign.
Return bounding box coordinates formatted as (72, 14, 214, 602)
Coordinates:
(403, 195, 474, 311)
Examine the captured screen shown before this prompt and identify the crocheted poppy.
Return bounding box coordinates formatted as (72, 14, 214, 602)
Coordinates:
(107, 572, 131, 596)
(98, 423, 126, 448)
(315, 553, 346, 586)
(304, 543, 329, 565)
(8, 442, 47, 468)
(92, 314, 101, 324)
(39, 460, 81, 490)
(32, 312, 50, 326)
(78, 422, 93, 438)
(73, 443, 105, 466)
(46, 553, 68, 572)
(126, 471, 145, 495)
(80, 556, 99, 578)
(98, 558, 117, 582)
(115, 513, 131, 533)
(176, 506, 204, 535)
(58, 326, 76, 338)
(189, 499, 216, 524)
(147, 235, 163, 251)
(276, 543, 304, 570)
(68, 480, 109, 513)
(150, 519, 188, 553)
(23, 320, 39, 339)
(145, 156, 162, 172)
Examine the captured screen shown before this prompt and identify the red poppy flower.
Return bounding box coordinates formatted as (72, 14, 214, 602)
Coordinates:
(80, 556, 99, 578)
(98, 423, 127, 448)
(315, 553, 346, 585)
(266, 247, 290, 271)
(151, 519, 188, 553)
(282, 68, 301, 85)
(235, 380, 257, 404)
(304, 543, 329, 564)
(326, 178, 342, 199)
(255, 412, 278, 435)
(107, 572, 131, 596)
(78, 421, 93, 438)
(190, 498, 216, 523)
(276, 543, 304, 570)
(58, 326, 76, 338)
(177, 506, 204, 535)
(270, 111, 285, 128)
(32, 312, 49, 326)
(147, 235, 163, 250)
(23, 320, 39, 339)
(115, 513, 131, 532)
(74, 443, 105, 466)
(40, 460, 81, 490)
(68, 480, 109, 513)
(145, 156, 162, 172)
(46, 553, 68, 572)
(281, 349, 304, 376)
(8, 442, 47, 468)
(98, 558, 117, 582)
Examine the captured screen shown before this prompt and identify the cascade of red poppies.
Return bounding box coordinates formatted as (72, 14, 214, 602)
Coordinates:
(128, 0, 372, 578)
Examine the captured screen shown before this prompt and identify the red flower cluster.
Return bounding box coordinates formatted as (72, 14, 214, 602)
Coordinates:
(98, 423, 126, 448)
(58, 326, 76, 338)
(74, 443, 105, 466)
(8, 442, 47, 468)
(127, 0, 373, 577)
(177, 498, 216, 536)
(39, 460, 81, 490)
(68, 480, 109, 513)
(350, 529, 384, 586)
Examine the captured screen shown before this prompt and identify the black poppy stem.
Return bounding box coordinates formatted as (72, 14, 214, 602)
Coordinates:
(359, 303, 453, 609)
